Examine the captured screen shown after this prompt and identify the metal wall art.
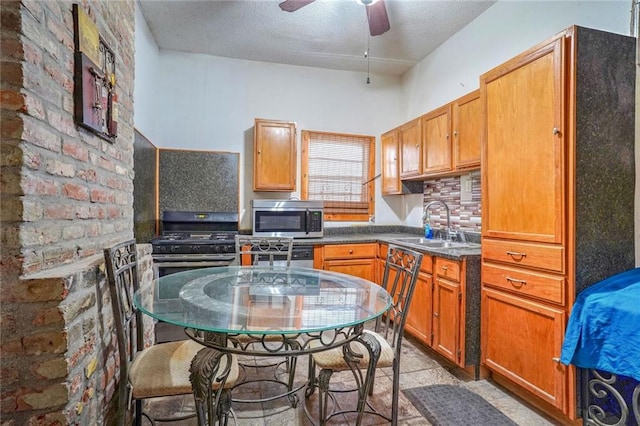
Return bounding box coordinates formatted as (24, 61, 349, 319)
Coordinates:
(72, 4, 117, 142)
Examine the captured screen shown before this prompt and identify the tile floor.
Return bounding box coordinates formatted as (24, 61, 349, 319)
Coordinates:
(146, 335, 560, 425)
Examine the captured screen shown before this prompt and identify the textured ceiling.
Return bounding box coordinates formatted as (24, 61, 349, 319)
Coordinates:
(138, 0, 496, 76)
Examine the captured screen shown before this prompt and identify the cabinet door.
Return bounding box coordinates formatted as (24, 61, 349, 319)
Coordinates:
(452, 90, 481, 171)
(405, 271, 433, 346)
(324, 259, 377, 282)
(432, 277, 460, 365)
(253, 119, 296, 191)
(422, 105, 452, 175)
(399, 118, 422, 178)
(381, 129, 401, 194)
(481, 288, 566, 410)
(481, 37, 565, 243)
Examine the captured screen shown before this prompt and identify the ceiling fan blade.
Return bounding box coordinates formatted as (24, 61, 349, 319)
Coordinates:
(366, 0, 391, 36)
(279, 0, 316, 12)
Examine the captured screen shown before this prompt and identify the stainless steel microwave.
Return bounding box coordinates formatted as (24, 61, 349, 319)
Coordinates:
(252, 200, 324, 238)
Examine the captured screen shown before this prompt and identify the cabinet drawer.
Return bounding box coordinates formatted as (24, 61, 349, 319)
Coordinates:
(323, 243, 377, 260)
(434, 257, 460, 282)
(483, 262, 565, 305)
(482, 239, 565, 274)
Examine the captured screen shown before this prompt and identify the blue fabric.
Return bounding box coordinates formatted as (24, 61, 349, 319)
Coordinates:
(560, 268, 640, 381)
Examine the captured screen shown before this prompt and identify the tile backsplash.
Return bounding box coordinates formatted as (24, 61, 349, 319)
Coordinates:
(423, 171, 481, 232)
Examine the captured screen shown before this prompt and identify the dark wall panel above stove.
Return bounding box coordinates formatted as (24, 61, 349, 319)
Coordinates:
(159, 149, 239, 215)
(133, 130, 157, 243)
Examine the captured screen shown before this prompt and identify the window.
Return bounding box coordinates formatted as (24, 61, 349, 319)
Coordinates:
(301, 131, 375, 221)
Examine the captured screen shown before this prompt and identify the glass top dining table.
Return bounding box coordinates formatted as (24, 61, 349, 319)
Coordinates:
(134, 265, 392, 425)
(134, 265, 392, 341)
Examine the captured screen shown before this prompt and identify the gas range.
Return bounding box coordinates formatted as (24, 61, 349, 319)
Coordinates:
(151, 210, 239, 258)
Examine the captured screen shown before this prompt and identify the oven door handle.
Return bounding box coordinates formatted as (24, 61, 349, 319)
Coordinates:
(153, 258, 236, 269)
(305, 209, 310, 235)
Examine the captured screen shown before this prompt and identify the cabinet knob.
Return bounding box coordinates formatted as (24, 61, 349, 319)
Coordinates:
(433, 312, 439, 317)
(446, 133, 450, 139)
(441, 266, 448, 270)
(453, 130, 458, 137)
(552, 357, 560, 363)
(349, 249, 353, 254)
(257, 150, 262, 154)
(416, 144, 419, 148)
(553, 127, 561, 135)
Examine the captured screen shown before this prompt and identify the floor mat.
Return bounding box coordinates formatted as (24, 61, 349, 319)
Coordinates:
(402, 384, 518, 426)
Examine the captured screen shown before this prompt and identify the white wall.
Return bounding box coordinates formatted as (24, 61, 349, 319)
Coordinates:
(134, 3, 161, 144)
(400, 0, 633, 225)
(134, 1, 634, 231)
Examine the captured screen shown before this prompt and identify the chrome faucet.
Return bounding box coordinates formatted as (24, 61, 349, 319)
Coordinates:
(423, 200, 452, 241)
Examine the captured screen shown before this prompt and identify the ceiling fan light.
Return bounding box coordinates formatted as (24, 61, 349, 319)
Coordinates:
(356, 0, 380, 5)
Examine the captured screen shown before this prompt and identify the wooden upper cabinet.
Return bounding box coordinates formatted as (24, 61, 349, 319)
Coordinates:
(452, 90, 481, 171)
(381, 128, 401, 195)
(481, 37, 565, 244)
(399, 118, 422, 178)
(421, 104, 452, 175)
(253, 118, 297, 191)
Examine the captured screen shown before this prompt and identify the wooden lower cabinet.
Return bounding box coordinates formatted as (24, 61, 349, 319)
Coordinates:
(405, 257, 433, 345)
(481, 288, 566, 410)
(319, 243, 377, 282)
(433, 276, 460, 364)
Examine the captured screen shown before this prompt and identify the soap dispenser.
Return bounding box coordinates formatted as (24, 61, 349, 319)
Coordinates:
(424, 212, 434, 239)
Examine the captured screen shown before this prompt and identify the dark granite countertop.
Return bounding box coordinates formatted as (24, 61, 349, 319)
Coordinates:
(290, 226, 481, 261)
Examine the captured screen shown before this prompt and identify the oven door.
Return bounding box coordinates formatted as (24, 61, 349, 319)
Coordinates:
(252, 209, 323, 238)
(153, 257, 236, 280)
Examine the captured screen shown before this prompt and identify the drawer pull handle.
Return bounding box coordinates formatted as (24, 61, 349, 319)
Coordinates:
(552, 357, 560, 363)
(441, 266, 448, 270)
(506, 276, 527, 287)
(506, 251, 527, 260)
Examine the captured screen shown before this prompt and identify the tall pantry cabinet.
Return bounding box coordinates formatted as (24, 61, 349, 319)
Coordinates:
(480, 26, 635, 422)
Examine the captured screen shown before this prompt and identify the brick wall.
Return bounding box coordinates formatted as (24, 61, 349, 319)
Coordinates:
(0, 0, 138, 424)
(423, 171, 482, 233)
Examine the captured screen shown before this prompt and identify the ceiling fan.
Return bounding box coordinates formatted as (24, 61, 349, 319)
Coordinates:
(278, 0, 391, 36)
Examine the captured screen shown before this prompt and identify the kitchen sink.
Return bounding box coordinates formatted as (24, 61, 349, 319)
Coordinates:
(390, 237, 479, 249)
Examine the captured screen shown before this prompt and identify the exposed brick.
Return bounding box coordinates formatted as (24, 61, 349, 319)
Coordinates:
(22, 39, 43, 66)
(22, 199, 43, 221)
(26, 411, 67, 425)
(1, 338, 25, 356)
(0, 168, 21, 195)
(43, 204, 75, 220)
(0, 142, 23, 167)
(22, 117, 61, 153)
(61, 141, 88, 162)
(60, 292, 95, 323)
(42, 247, 76, 269)
(23, 92, 45, 119)
(1, 367, 20, 387)
(0, 115, 23, 139)
(0, 90, 25, 111)
(17, 383, 68, 410)
(76, 168, 96, 182)
(33, 358, 67, 380)
(18, 222, 60, 246)
(5, 278, 65, 303)
(47, 109, 76, 136)
(1, 62, 23, 86)
(45, 159, 74, 177)
(89, 188, 112, 204)
(61, 225, 84, 240)
(21, 174, 59, 196)
(32, 306, 63, 327)
(22, 151, 41, 173)
(22, 330, 66, 355)
(45, 14, 73, 51)
(62, 182, 89, 201)
(97, 156, 114, 172)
